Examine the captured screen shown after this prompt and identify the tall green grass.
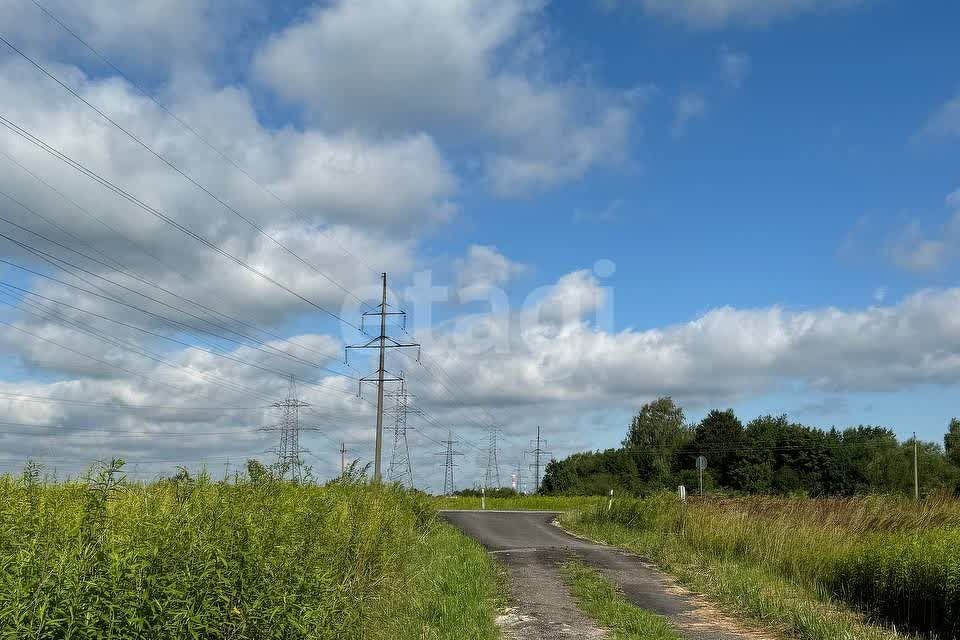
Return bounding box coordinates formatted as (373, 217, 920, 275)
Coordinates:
(570, 493, 960, 638)
(434, 494, 604, 512)
(0, 461, 501, 639)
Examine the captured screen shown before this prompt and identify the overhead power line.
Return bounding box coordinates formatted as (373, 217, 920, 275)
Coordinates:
(0, 112, 365, 333)
(0, 151, 365, 374)
(0, 19, 520, 482)
(0, 391, 267, 412)
(0, 189, 355, 374)
(0, 294, 367, 438)
(23, 0, 385, 281)
(0, 32, 376, 312)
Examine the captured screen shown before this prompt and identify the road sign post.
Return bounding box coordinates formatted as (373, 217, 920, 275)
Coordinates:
(695, 455, 707, 497)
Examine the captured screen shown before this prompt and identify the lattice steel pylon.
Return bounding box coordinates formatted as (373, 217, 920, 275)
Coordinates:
(483, 427, 502, 489)
(436, 429, 463, 496)
(267, 376, 310, 482)
(386, 378, 416, 487)
(512, 452, 525, 493)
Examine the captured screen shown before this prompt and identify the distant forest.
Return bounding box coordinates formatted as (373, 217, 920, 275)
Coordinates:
(540, 397, 960, 496)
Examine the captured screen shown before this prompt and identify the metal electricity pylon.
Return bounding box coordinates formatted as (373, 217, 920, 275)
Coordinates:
(483, 426, 502, 489)
(436, 429, 463, 495)
(386, 378, 417, 487)
(513, 452, 525, 493)
(345, 273, 420, 483)
(262, 376, 309, 482)
(528, 425, 552, 493)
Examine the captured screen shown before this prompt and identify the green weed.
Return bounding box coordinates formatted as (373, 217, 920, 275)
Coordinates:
(0, 463, 500, 640)
(561, 561, 681, 640)
(568, 493, 960, 638)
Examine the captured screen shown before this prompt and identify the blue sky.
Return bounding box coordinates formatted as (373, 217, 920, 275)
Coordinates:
(0, 0, 959, 486)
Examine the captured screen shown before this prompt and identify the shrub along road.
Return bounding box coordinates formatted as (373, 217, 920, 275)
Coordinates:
(441, 510, 770, 640)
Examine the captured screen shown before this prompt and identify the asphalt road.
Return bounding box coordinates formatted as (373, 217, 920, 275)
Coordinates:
(441, 510, 770, 640)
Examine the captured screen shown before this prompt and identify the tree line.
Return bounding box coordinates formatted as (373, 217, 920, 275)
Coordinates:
(541, 397, 960, 496)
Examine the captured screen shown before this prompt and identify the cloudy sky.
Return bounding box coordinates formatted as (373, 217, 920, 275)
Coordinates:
(0, 0, 958, 490)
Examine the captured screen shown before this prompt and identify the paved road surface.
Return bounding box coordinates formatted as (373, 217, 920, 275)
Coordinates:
(442, 510, 771, 640)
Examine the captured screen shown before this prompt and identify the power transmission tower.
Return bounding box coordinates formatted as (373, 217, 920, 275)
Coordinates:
(262, 376, 310, 482)
(528, 426, 552, 493)
(345, 273, 420, 483)
(513, 452, 525, 493)
(340, 442, 347, 476)
(483, 427, 502, 489)
(386, 378, 417, 487)
(436, 430, 463, 495)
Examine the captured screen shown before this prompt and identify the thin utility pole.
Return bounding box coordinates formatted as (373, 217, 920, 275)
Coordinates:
(528, 426, 551, 493)
(534, 426, 541, 489)
(914, 431, 919, 500)
(345, 273, 420, 483)
(340, 442, 347, 476)
(374, 274, 387, 483)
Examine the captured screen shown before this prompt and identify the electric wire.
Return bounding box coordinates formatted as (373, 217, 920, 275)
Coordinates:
(0, 32, 378, 314)
(24, 0, 386, 280)
(0, 150, 367, 375)
(0, 113, 365, 333)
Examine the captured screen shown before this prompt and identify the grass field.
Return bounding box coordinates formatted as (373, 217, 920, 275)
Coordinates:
(433, 494, 605, 512)
(0, 462, 502, 639)
(565, 493, 960, 640)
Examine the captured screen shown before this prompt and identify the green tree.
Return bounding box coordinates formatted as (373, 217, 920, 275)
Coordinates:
(540, 449, 643, 495)
(686, 409, 744, 486)
(945, 417, 960, 466)
(622, 397, 690, 485)
(246, 458, 270, 484)
(866, 439, 960, 494)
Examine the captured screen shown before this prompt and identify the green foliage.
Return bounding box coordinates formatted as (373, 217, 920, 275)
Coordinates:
(434, 494, 603, 512)
(623, 397, 690, 485)
(543, 399, 960, 497)
(561, 561, 682, 640)
(454, 487, 518, 498)
(572, 493, 960, 638)
(834, 528, 960, 636)
(946, 418, 960, 467)
(685, 409, 744, 486)
(0, 463, 501, 640)
(541, 448, 644, 495)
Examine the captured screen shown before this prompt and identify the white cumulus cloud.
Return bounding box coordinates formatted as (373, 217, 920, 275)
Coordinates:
(455, 245, 528, 298)
(254, 0, 639, 196)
